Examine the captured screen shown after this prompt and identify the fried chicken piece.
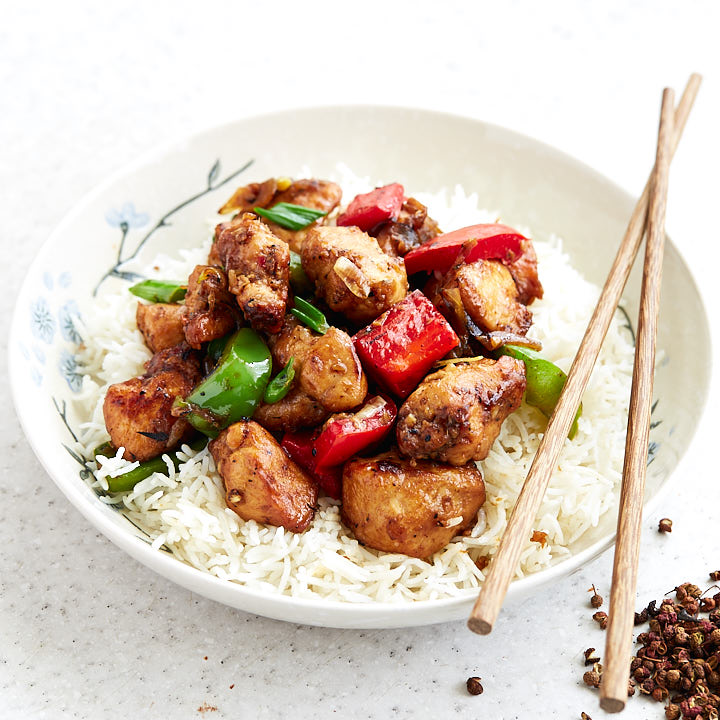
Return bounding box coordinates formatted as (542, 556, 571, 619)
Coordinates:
(209, 212, 290, 334)
(135, 302, 185, 353)
(302, 225, 408, 324)
(253, 317, 367, 433)
(218, 178, 278, 214)
(103, 343, 202, 462)
(342, 451, 486, 558)
(374, 197, 441, 257)
(505, 238, 544, 305)
(396, 357, 526, 465)
(219, 178, 342, 254)
(209, 420, 318, 533)
(252, 387, 328, 434)
(182, 265, 238, 349)
(452, 259, 533, 336)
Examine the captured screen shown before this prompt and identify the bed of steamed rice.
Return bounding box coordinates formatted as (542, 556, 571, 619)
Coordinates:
(71, 167, 635, 603)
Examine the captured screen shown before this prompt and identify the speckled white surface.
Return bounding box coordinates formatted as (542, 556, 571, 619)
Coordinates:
(2, 1, 719, 718)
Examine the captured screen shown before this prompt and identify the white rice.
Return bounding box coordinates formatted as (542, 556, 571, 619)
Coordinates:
(72, 168, 635, 603)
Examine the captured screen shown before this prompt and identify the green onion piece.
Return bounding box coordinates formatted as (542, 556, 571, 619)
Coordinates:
(291, 297, 329, 335)
(254, 202, 327, 231)
(93, 437, 207, 492)
(264, 357, 295, 404)
(289, 250, 313, 295)
(129, 279, 187, 304)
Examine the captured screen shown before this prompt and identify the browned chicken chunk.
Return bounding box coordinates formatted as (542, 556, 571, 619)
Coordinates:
(505, 238, 544, 305)
(136, 302, 185, 353)
(374, 197, 441, 257)
(218, 178, 279, 214)
(253, 317, 367, 432)
(451, 259, 532, 336)
(302, 226, 408, 324)
(219, 178, 343, 254)
(103, 343, 202, 462)
(396, 357, 526, 465)
(253, 388, 328, 434)
(182, 265, 238, 348)
(209, 212, 290, 334)
(209, 420, 318, 533)
(342, 451, 486, 558)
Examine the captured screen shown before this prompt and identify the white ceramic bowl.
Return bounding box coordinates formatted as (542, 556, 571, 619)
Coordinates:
(9, 106, 710, 628)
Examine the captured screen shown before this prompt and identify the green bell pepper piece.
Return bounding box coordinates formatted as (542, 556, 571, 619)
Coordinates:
(177, 328, 272, 437)
(94, 437, 207, 492)
(498, 344, 582, 439)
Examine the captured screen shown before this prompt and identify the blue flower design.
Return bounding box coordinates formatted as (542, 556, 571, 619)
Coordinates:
(58, 300, 82, 344)
(58, 272, 72, 288)
(43, 272, 54, 290)
(59, 350, 83, 392)
(30, 298, 56, 344)
(19, 343, 30, 361)
(31, 367, 43, 387)
(105, 202, 150, 229)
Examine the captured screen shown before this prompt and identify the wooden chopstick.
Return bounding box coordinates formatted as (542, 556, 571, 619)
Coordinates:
(598, 88, 675, 713)
(467, 73, 702, 637)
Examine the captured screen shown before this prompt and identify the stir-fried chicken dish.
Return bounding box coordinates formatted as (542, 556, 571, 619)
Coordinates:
(100, 176, 567, 560)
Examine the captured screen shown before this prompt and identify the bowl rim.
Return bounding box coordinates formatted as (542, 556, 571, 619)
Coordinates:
(9, 103, 712, 627)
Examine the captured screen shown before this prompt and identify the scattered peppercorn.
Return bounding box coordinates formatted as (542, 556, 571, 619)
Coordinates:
(659, 518, 673, 533)
(583, 670, 601, 688)
(581, 713, 592, 720)
(466, 677, 483, 696)
(584, 647, 600, 666)
(710, 571, 720, 582)
(592, 611, 608, 630)
(588, 585, 603, 609)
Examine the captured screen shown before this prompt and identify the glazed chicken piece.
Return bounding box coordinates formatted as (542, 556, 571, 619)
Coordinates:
(182, 265, 238, 349)
(136, 302, 185, 353)
(103, 343, 202, 462)
(374, 197, 441, 257)
(253, 317, 367, 433)
(253, 387, 329, 434)
(396, 356, 526, 465)
(219, 178, 343, 254)
(209, 212, 290, 335)
(444, 259, 533, 337)
(342, 451, 486, 558)
(505, 237, 544, 305)
(209, 420, 318, 533)
(302, 225, 408, 324)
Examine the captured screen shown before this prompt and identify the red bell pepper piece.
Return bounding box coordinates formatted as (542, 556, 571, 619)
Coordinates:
(353, 290, 459, 398)
(281, 430, 343, 500)
(336, 183, 405, 231)
(313, 396, 397, 468)
(403, 223, 526, 275)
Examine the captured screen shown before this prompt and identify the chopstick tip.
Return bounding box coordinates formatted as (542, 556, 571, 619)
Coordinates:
(467, 617, 493, 635)
(599, 696, 626, 713)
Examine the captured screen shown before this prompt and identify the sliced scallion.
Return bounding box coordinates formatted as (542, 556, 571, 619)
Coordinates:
(254, 202, 327, 231)
(291, 297, 329, 335)
(129, 279, 187, 304)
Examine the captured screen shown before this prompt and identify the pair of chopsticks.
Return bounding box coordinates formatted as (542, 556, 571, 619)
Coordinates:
(467, 73, 702, 712)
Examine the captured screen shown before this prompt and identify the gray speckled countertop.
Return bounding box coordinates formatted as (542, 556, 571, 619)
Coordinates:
(2, 2, 719, 718)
